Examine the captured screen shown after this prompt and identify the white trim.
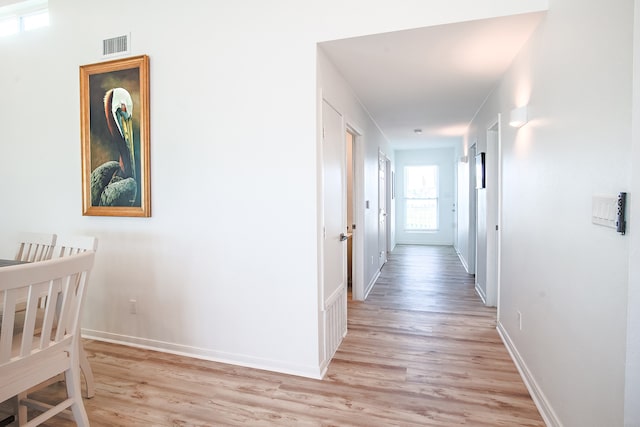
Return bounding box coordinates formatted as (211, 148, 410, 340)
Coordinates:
(82, 329, 324, 380)
(455, 247, 471, 273)
(475, 283, 487, 304)
(324, 283, 345, 309)
(496, 322, 562, 427)
(347, 119, 366, 301)
(484, 116, 501, 308)
(363, 269, 381, 299)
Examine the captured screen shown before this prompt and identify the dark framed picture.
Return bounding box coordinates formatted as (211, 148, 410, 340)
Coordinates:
(80, 55, 151, 217)
(475, 152, 486, 189)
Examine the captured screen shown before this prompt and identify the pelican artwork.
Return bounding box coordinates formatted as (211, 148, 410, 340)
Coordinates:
(90, 87, 137, 206)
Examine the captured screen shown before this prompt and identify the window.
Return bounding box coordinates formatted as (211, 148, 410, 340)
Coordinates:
(0, 16, 18, 37)
(404, 165, 439, 231)
(0, 1, 48, 37)
(22, 9, 48, 31)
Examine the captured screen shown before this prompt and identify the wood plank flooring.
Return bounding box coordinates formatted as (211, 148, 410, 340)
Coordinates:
(2, 245, 544, 426)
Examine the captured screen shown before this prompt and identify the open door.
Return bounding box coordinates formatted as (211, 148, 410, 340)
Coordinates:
(485, 117, 501, 308)
(378, 153, 388, 268)
(320, 99, 348, 366)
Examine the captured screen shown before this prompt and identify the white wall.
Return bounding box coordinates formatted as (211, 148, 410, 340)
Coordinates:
(464, 0, 633, 425)
(626, 1, 640, 424)
(394, 147, 457, 245)
(0, 0, 549, 378)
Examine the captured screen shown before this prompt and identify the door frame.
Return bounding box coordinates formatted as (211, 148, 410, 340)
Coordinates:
(378, 150, 390, 268)
(485, 115, 502, 311)
(347, 121, 365, 301)
(469, 143, 477, 275)
(385, 157, 393, 254)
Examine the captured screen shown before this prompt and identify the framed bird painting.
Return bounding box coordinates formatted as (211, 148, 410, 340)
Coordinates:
(80, 55, 151, 217)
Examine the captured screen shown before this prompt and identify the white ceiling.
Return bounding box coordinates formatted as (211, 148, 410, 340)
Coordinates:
(319, 12, 546, 150)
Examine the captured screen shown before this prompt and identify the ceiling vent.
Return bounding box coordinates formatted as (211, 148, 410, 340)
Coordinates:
(102, 33, 130, 58)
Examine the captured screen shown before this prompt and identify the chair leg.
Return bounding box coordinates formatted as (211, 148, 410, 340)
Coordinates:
(16, 393, 27, 426)
(79, 344, 95, 398)
(65, 368, 89, 427)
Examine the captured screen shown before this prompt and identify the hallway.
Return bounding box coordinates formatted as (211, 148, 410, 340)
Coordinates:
(6, 245, 544, 426)
(337, 244, 544, 426)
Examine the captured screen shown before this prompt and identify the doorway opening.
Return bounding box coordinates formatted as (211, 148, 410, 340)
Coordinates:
(378, 152, 390, 269)
(346, 124, 365, 301)
(346, 129, 355, 292)
(485, 116, 501, 309)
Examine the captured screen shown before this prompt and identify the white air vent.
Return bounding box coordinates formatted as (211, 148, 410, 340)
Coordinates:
(102, 34, 130, 57)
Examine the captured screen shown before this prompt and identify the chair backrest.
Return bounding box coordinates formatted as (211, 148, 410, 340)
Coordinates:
(53, 235, 98, 258)
(0, 251, 95, 402)
(14, 232, 57, 262)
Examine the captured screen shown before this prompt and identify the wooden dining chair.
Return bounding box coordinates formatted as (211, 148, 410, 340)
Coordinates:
(14, 232, 57, 262)
(52, 235, 99, 399)
(53, 235, 98, 258)
(10, 235, 100, 403)
(0, 251, 95, 426)
(10, 232, 57, 321)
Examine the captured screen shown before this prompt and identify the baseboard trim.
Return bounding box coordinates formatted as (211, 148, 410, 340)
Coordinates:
(364, 269, 380, 299)
(496, 322, 561, 427)
(82, 329, 323, 380)
(475, 283, 487, 304)
(455, 249, 471, 274)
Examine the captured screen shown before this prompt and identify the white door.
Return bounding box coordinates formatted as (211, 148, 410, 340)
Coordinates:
(469, 144, 477, 274)
(322, 100, 347, 302)
(476, 178, 487, 301)
(485, 118, 501, 308)
(378, 154, 388, 267)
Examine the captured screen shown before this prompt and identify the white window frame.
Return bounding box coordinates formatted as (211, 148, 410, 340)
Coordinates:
(403, 165, 439, 232)
(0, 0, 48, 37)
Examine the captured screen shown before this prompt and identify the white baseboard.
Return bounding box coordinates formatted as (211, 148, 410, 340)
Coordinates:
(496, 322, 561, 427)
(82, 329, 323, 380)
(475, 283, 487, 304)
(455, 249, 471, 273)
(364, 269, 380, 299)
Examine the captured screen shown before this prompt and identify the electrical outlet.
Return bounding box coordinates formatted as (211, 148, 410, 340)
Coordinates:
(129, 299, 137, 315)
(517, 311, 522, 330)
(371, 256, 374, 265)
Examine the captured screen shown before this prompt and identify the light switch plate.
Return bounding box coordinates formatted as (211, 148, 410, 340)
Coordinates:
(592, 195, 617, 229)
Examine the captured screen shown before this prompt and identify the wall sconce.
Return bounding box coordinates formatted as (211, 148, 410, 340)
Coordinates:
(509, 105, 528, 128)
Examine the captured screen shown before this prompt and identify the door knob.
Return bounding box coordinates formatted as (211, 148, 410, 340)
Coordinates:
(340, 233, 348, 241)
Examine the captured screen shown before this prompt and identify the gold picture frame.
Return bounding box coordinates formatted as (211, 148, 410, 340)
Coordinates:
(80, 55, 150, 217)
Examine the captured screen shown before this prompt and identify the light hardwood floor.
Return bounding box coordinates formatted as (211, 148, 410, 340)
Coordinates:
(3, 245, 544, 426)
